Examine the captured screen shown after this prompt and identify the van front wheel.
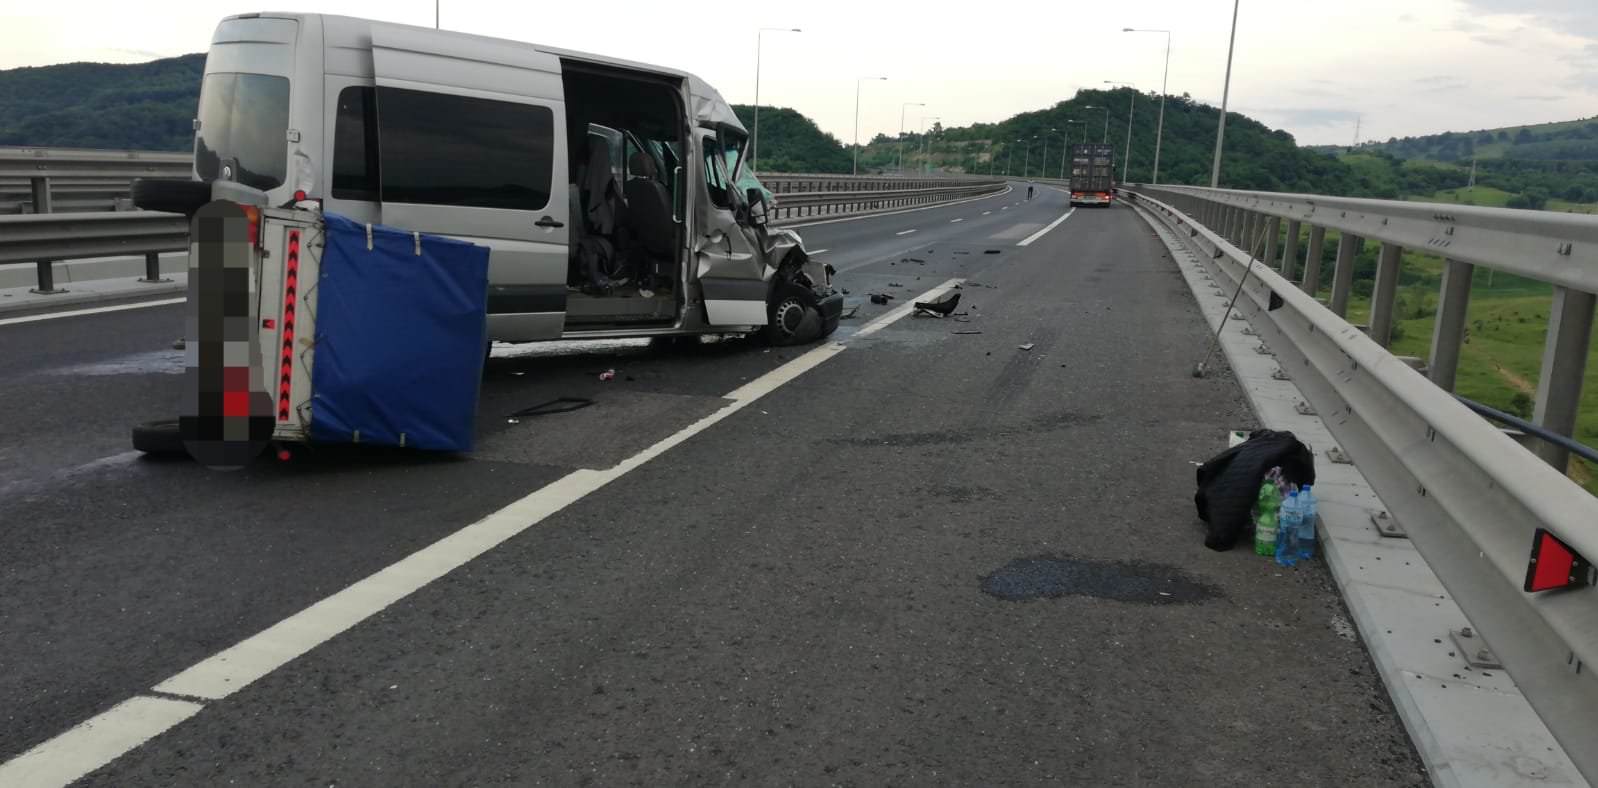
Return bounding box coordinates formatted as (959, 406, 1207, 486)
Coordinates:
(763, 284, 821, 346)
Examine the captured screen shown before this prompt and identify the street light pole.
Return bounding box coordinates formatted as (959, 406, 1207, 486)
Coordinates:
(1042, 128, 1056, 181)
(898, 102, 924, 173)
(853, 76, 888, 176)
(752, 27, 801, 171)
(921, 116, 941, 173)
(1104, 82, 1136, 184)
(1058, 122, 1076, 179)
(1212, 0, 1240, 187)
(1083, 105, 1110, 143)
(1124, 28, 1171, 184)
(1022, 138, 1033, 178)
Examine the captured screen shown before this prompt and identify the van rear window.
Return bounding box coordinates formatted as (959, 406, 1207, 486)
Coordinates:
(332, 86, 379, 201)
(194, 73, 291, 191)
(375, 87, 554, 211)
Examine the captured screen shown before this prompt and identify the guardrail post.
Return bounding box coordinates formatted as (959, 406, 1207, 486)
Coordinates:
(1531, 287, 1597, 471)
(27, 176, 65, 293)
(1224, 206, 1239, 244)
(30, 176, 53, 215)
(1263, 216, 1281, 266)
(138, 251, 171, 284)
(1368, 242, 1403, 346)
(1427, 258, 1474, 391)
(1301, 225, 1326, 295)
(1330, 232, 1361, 317)
(1280, 219, 1300, 277)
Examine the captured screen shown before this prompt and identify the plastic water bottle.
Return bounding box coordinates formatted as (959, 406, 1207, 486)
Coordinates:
(1254, 481, 1281, 557)
(1297, 485, 1318, 560)
(1276, 491, 1301, 567)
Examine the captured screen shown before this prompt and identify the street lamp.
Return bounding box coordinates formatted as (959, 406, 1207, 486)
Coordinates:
(1212, 0, 1240, 187)
(1123, 27, 1171, 184)
(1022, 137, 1035, 178)
(921, 116, 941, 173)
(1057, 121, 1078, 179)
(752, 27, 802, 170)
(853, 76, 888, 176)
(1082, 105, 1111, 143)
(898, 102, 925, 173)
(1104, 81, 1136, 184)
(1041, 128, 1056, 181)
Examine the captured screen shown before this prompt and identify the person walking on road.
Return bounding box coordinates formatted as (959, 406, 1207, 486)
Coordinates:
(1026, 183, 1035, 201)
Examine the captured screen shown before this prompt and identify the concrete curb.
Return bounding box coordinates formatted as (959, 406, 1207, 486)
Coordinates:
(0, 276, 186, 316)
(1130, 200, 1586, 788)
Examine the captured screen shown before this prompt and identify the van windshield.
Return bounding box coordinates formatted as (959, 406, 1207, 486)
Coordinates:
(194, 73, 291, 191)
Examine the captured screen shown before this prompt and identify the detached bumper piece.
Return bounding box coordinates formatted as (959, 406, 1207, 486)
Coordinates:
(308, 213, 491, 453)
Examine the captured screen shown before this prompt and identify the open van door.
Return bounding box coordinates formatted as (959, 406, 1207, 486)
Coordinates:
(694, 128, 768, 327)
(369, 25, 570, 341)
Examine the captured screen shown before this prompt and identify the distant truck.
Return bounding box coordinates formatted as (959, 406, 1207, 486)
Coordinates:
(1068, 143, 1115, 207)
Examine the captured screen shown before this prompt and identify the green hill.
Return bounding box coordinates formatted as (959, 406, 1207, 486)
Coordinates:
(732, 105, 852, 174)
(0, 53, 204, 150)
(1361, 117, 1598, 162)
(854, 87, 1360, 193)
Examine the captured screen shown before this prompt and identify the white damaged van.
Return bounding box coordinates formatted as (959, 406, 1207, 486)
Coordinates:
(135, 12, 843, 346)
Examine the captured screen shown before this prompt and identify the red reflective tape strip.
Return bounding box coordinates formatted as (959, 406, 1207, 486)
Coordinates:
(277, 229, 301, 422)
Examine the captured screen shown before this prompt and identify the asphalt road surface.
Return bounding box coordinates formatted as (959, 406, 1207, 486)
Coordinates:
(0, 184, 1428, 786)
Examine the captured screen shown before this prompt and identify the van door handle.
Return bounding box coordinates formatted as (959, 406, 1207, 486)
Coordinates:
(535, 216, 564, 228)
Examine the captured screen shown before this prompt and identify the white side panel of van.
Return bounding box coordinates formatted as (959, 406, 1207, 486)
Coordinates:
(368, 26, 570, 342)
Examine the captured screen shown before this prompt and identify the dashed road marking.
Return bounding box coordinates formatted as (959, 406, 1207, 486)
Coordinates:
(895, 229, 917, 236)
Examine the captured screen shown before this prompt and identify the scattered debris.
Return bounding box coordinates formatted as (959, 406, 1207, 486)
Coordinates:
(510, 397, 595, 419)
(913, 291, 962, 317)
(984, 249, 1002, 255)
(1018, 343, 1035, 351)
(841, 288, 851, 295)
(171, 338, 185, 350)
(953, 283, 963, 289)
(953, 250, 970, 256)
(869, 293, 893, 305)
(888, 282, 904, 288)
(953, 330, 983, 335)
(840, 303, 861, 319)
(510, 371, 526, 376)
(598, 369, 616, 381)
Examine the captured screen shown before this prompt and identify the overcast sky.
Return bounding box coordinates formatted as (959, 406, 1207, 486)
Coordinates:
(5, 0, 1595, 146)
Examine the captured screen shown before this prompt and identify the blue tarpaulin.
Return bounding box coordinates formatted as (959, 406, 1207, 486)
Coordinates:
(309, 213, 490, 452)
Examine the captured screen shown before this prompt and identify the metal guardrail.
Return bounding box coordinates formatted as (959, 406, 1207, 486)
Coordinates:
(1122, 185, 1598, 782)
(0, 155, 1004, 293)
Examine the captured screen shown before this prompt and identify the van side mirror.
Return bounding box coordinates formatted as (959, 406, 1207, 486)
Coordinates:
(746, 187, 769, 226)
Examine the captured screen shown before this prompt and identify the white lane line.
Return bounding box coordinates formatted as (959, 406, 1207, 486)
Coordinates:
(0, 696, 203, 788)
(783, 185, 1012, 229)
(1001, 206, 1009, 211)
(0, 297, 185, 327)
(1017, 208, 1077, 247)
(808, 248, 829, 255)
(949, 218, 963, 223)
(1, 277, 963, 784)
(981, 211, 992, 216)
(894, 229, 918, 236)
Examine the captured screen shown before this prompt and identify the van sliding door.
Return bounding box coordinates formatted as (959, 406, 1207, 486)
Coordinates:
(369, 25, 570, 341)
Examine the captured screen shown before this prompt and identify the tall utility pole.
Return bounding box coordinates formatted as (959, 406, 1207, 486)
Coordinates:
(1210, 0, 1240, 188)
(852, 76, 888, 176)
(1041, 129, 1056, 181)
(921, 116, 941, 173)
(435, 0, 439, 28)
(752, 27, 801, 170)
(1124, 28, 1171, 183)
(1352, 115, 1362, 148)
(1058, 122, 1076, 179)
(1022, 137, 1034, 178)
(897, 102, 924, 173)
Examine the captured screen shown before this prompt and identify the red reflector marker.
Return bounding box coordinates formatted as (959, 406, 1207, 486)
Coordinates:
(223, 390, 250, 418)
(1525, 527, 1592, 593)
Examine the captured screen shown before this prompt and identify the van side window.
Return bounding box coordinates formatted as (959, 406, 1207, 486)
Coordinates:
(375, 87, 554, 210)
(332, 86, 379, 201)
(703, 138, 731, 209)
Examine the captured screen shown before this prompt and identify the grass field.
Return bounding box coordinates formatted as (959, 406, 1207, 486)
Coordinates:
(1278, 228, 1598, 492)
(1408, 186, 1598, 214)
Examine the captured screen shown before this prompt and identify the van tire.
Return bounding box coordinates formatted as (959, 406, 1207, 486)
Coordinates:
(764, 284, 820, 346)
(131, 178, 211, 216)
(132, 418, 185, 455)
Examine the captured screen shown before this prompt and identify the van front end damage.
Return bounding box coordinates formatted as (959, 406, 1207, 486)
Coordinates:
(763, 228, 843, 346)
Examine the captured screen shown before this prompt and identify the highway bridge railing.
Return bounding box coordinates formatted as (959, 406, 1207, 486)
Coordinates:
(1, 147, 192, 214)
(1121, 184, 1598, 782)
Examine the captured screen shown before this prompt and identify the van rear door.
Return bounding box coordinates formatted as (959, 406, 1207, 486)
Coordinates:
(369, 25, 570, 341)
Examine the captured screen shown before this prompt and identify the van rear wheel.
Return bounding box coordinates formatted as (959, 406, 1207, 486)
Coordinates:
(132, 418, 185, 455)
